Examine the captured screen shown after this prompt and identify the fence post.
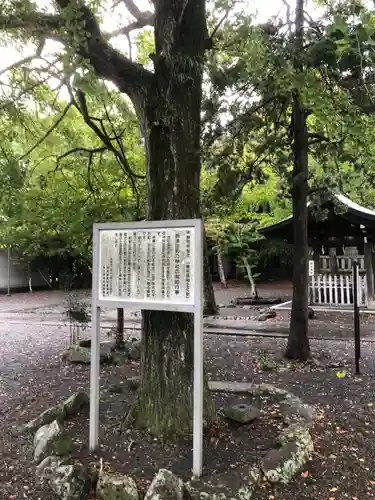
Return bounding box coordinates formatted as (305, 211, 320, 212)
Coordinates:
(353, 260, 360, 374)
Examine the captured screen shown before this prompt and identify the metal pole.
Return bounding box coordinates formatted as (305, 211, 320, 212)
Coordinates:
(89, 225, 101, 450)
(193, 219, 203, 478)
(7, 247, 10, 296)
(353, 260, 360, 374)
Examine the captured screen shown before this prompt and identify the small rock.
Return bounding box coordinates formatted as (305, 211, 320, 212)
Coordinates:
(279, 398, 314, 426)
(112, 351, 130, 365)
(63, 391, 89, 416)
(64, 345, 91, 364)
(96, 472, 138, 500)
(36, 456, 91, 500)
(127, 376, 140, 390)
(34, 420, 73, 464)
(257, 309, 277, 322)
(329, 454, 337, 459)
(128, 344, 140, 361)
(308, 307, 315, 319)
(224, 404, 261, 424)
(79, 339, 91, 348)
(63, 343, 114, 364)
(23, 406, 66, 433)
(263, 423, 313, 484)
(144, 469, 186, 500)
(108, 384, 124, 394)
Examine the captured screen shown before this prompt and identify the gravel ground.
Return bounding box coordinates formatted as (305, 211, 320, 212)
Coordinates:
(1, 318, 375, 499)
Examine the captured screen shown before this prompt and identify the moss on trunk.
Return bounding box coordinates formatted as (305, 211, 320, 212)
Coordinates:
(126, 0, 216, 434)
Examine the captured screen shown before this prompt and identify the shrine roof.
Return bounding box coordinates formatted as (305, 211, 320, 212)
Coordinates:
(259, 193, 375, 243)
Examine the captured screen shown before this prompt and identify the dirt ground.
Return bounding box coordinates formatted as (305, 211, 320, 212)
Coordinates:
(1, 320, 375, 499)
(2, 282, 375, 499)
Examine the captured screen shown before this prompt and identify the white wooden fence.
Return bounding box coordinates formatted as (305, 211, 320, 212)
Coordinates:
(309, 274, 367, 307)
(320, 255, 365, 272)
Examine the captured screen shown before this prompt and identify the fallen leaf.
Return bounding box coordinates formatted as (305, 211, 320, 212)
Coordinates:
(330, 487, 338, 492)
(302, 471, 309, 478)
(336, 370, 346, 378)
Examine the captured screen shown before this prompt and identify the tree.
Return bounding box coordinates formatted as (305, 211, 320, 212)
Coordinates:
(0, 0, 218, 434)
(285, 0, 310, 360)
(222, 222, 261, 298)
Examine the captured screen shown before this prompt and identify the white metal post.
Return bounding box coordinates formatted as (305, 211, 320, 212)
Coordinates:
(193, 219, 204, 478)
(89, 226, 101, 450)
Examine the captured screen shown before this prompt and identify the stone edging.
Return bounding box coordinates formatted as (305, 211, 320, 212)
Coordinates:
(29, 383, 314, 500)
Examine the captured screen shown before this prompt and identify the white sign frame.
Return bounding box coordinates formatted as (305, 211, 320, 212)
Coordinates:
(90, 219, 204, 477)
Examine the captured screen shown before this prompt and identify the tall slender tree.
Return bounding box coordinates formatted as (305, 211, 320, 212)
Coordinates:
(286, 0, 310, 360)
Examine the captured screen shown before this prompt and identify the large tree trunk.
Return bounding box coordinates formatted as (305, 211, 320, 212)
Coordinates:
(128, 0, 215, 435)
(285, 0, 310, 361)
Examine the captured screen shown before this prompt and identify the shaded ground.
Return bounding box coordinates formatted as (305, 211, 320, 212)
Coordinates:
(1, 318, 375, 499)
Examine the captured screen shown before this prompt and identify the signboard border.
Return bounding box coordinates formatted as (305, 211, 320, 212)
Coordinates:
(90, 219, 204, 477)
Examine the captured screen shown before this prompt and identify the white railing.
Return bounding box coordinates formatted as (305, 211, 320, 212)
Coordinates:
(320, 255, 365, 272)
(309, 274, 367, 307)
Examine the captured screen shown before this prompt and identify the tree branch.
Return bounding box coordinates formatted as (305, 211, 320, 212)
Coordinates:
(0, 2, 155, 100)
(56, 146, 106, 164)
(54, 0, 154, 98)
(19, 100, 73, 160)
(106, 0, 154, 39)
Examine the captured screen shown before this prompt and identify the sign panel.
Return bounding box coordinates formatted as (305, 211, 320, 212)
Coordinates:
(308, 260, 314, 277)
(90, 219, 204, 478)
(98, 227, 195, 305)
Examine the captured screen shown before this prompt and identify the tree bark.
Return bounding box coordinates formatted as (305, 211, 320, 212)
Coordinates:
(127, 0, 216, 435)
(217, 250, 227, 288)
(115, 307, 125, 349)
(285, 0, 310, 361)
(242, 257, 258, 298)
(203, 230, 217, 314)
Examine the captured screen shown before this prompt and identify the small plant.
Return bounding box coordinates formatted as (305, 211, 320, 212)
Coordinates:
(63, 291, 90, 346)
(257, 351, 278, 372)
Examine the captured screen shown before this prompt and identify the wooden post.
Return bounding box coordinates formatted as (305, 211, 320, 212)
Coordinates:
(364, 240, 375, 308)
(353, 260, 361, 374)
(312, 244, 321, 274)
(329, 247, 339, 275)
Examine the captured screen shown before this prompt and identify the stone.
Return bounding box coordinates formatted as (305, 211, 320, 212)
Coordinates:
(34, 420, 73, 464)
(209, 381, 253, 393)
(79, 339, 91, 348)
(23, 406, 66, 433)
(144, 469, 185, 500)
(64, 345, 91, 364)
(127, 376, 140, 390)
(63, 343, 114, 364)
(128, 343, 141, 361)
(279, 398, 314, 426)
(96, 472, 139, 500)
(36, 456, 91, 500)
(63, 391, 89, 416)
(257, 310, 277, 322)
(263, 424, 314, 484)
(308, 307, 315, 320)
(108, 383, 124, 394)
(224, 404, 261, 424)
